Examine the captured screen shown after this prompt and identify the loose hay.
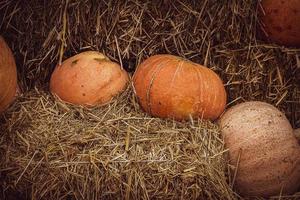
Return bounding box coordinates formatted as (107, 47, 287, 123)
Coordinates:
(1, 87, 236, 200)
(0, 0, 300, 199)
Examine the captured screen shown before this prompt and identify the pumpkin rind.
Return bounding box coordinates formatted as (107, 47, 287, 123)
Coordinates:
(0, 36, 18, 113)
(50, 51, 129, 106)
(219, 101, 300, 197)
(258, 0, 300, 47)
(133, 54, 227, 120)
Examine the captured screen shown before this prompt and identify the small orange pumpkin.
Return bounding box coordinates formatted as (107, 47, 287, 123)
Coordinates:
(50, 51, 129, 106)
(258, 0, 300, 47)
(0, 36, 18, 113)
(133, 54, 227, 121)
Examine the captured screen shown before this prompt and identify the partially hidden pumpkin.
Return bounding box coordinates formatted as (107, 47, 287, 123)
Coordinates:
(219, 101, 300, 197)
(258, 0, 300, 47)
(0, 36, 18, 113)
(133, 54, 227, 121)
(50, 51, 129, 106)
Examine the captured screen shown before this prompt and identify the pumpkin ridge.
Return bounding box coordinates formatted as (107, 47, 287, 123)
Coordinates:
(200, 76, 207, 114)
(146, 59, 172, 115)
(196, 65, 205, 113)
(207, 68, 219, 115)
(164, 59, 180, 117)
(207, 70, 219, 118)
(135, 55, 162, 70)
(200, 67, 209, 116)
(192, 64, 204, 118)
(169, 59, 185, 117)
(132, 55, 162, 84)
(169, 59, 182, 88)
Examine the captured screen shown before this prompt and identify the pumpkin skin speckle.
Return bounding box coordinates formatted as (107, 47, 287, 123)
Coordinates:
(50, 51, 129, 106)
(0, 36, 18, 113)
(133, 54, 227, 121)
(219, 101, 300, 197)
(258, 0, 300, 47)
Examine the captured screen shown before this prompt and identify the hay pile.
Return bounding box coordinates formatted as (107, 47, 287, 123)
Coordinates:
(0, 0, 300, 199)
(0, 87, 235, 199)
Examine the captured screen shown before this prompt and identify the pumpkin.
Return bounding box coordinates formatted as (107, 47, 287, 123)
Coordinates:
(133, 54, 227, 121)
(50, 51, 129, 106)
(0, 36, 18, 113)
(219, 101, 300, 197)
(258, 0, 300, 47)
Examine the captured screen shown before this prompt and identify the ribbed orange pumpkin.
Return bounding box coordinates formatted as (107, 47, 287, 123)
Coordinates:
(50, 51, 129, 106)
(219, 101, 300, 197)
(133, 54, 227, 121)
(258, 0, 300, 47)
(0, 36, 18, 113)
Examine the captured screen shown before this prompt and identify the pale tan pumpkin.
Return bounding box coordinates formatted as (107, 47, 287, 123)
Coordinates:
(219, 101, 300, 197)
(258, 0, 300, 47)
(50, 51, 129, 106)
(0, 36, 18, 113)
(133, 54, 227, 121)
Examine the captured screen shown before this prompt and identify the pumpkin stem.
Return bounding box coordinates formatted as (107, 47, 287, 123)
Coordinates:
(71, 59, 78, 66)
(93, 57, 108, 63)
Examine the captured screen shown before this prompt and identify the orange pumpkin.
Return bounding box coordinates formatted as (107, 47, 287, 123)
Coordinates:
(50, 51, 129, 106)
(258, 0, 300, 47)
(219, 101, 300, 197)
(133, 54, 227, 121)
(0, 36, 18, 113)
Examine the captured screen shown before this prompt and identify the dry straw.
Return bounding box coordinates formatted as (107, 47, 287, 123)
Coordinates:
(1, 87, 237, 199)
(0, 0, 299, 199)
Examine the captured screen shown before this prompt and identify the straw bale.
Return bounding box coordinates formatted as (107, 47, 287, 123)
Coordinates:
(0, 87, 236, 199)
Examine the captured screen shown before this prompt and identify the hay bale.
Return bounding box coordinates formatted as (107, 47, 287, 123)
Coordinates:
(0, 87, 236, 199)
